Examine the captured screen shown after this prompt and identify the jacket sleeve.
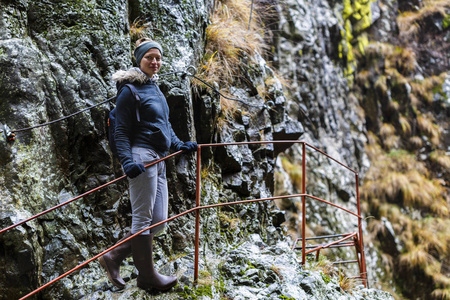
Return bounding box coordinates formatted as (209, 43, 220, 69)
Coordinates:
(169, 122, 184, 151)
(114, 87, 136, 168)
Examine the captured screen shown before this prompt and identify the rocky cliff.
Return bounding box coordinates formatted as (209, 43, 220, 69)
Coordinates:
(1, 0, 447, 299)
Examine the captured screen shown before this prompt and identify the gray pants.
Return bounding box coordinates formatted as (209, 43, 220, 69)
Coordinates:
(129, 147, 168, 235)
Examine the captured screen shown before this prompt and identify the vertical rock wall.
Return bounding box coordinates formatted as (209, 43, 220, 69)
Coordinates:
(272, 0, 370, 277)
(0, 0, 405, 298)
(0, 0, 303, 298)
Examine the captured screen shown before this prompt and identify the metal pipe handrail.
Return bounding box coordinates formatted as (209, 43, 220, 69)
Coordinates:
(303, 194, 361, 218)
(10, 140, 367, 298)
(301, 233, 355, 240)
(19, 192, 307, 299)
(301, 143, 307, 265)
(333, 260, 359, 264)
(0, 141, 361, 235)
(291, 234, 354, 250)
(20, 191, 361, 299)
(200, 141, 358, 174)
(305, 232, 357, 255)
(0, 151, 183, 235)
(293, 242, 355, 250)
(194, 142, 366, 286)
(303, 142, 358, 174)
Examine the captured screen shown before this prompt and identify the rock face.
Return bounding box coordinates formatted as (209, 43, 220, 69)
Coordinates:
(0, 0, 393, 299)
(271, 0, 371, 280)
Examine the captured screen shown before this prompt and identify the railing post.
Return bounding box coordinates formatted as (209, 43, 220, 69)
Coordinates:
(194, 146, 202, 283)
(301, 142, 306, 265)
(355, 173, 368, 287)
(10, 141, 369, 296)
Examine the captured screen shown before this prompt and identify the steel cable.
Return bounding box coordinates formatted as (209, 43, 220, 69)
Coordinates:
(7, 68, 272, 135)
(11, 96, 115, 133)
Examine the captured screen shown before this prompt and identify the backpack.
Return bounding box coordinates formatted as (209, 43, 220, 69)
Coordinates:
(107, 83, 141, 157)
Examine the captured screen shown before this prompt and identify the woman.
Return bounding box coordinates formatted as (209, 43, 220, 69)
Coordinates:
(99, 38, 197, 291)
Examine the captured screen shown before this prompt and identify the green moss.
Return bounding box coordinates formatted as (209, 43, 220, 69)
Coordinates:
(342, 0, 354, 20)
(354, 14, 372, 32)
(279, 295, 295, 300)
(199, 270, 211, 277)
(179, 286, 193, 298)
(339, 0, 376, 78)
(443, 14, 450, 29)
(321, 272, 332, 284)
(239, 261, 256, 276)
(168, 252, 188, 262)
(179, 284, 214, 299)
(219, 213, 231, 225)
(195, 285, 213, 297)
(357, 33, 369, 55)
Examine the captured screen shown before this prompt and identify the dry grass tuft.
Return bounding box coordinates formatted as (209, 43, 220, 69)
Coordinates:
(385, 67, 409, 85)
(270, 265, 284, 280)
(397, 0, 449, 39)
(374, 75, 388, 96)
(416, 219, 449, 255)
(367, 218, 388, 236)
(431, 288, 450, 300)
(410, 73, 447, 105)
(380, 252, 395, 276)
(398, 14, 421, 39)
(355, 69, 372, 87)
(387, 100, 400, 113)
(196, 0, 266, 86)
(408, 136, 423, 149)
(410, 92, 421, 108)
(280, 156, 303, 191)
(338, 267, 357, 293)
(430, 151, 450, 169)
(398, 115, 412, 136)
(379, 123, 396, 139)
(399, 244, 436, 269)
(363, 43, 417, 75)
(362, 147, 447, 214)
(380, 123, 400, 149)
(363, 42, 393, 60)
(366, 131, 381, 147)
(433, 274, 450, 287)
(307, 256, 336, 277)
(417, 113, 441, 146)
(129, 18, 154, 42)
(379, 170, 445, 212)
(382, 214, 450, 295)
(430, 197, 450, 216)
(219, 93, 241, 119)
(386, 150, 426, 173)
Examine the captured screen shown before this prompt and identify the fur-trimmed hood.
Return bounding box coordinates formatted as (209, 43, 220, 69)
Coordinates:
(111, 67, 150, 85)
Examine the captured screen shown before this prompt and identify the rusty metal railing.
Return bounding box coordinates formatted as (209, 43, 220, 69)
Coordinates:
(1, 140, 368, 299)
(291, 233, 367, 283)
(195, 141, 367, 287)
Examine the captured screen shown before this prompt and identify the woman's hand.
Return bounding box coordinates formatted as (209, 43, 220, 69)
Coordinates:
(180, 141, 198, 153)
(124, 163, 146, 178)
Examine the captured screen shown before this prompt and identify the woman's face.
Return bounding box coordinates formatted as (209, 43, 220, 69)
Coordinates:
(140, 48, 162, 77)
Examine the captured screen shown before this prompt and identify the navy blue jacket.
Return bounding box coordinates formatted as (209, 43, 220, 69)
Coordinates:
(113, 68, 183, 169)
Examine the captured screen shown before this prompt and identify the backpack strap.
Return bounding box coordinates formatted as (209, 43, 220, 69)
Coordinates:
(123, 83, 141, 122)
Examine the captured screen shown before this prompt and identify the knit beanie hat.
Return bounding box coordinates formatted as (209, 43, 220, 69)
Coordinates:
(134, 41, 163, 66)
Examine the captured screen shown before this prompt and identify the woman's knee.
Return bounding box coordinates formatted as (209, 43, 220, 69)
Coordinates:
(150, 222, 167, 235)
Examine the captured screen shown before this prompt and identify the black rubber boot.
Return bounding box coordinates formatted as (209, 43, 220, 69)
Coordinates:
(131, 233, 178, 291)
(99, 232, 132, 289)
